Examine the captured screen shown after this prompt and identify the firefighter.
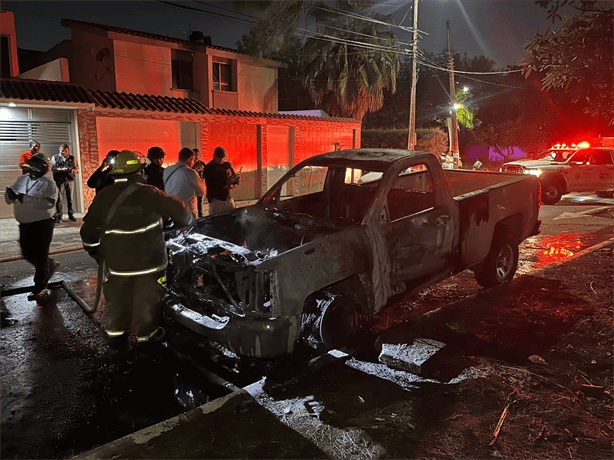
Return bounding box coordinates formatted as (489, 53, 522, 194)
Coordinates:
(80, 150, 192, 345)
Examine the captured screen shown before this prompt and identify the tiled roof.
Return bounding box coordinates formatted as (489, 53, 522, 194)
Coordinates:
(1, 79, 358, 122)
(0, 78, 93, 104)
(62, 19, 250, 56)
(89, 89, 358, 122)
(89, 89, 213, 114)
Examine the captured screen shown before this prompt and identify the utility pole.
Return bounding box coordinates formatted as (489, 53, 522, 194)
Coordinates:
(407, 0, 419, 150)
(447, 20, 460, 167)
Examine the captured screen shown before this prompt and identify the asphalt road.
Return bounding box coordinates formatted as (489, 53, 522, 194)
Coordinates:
(1, 192, 612, 459)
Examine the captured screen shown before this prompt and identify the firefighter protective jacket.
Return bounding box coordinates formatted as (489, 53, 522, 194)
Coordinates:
(80, 175, 192, 277)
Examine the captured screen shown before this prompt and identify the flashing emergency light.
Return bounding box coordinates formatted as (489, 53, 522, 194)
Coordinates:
(577, 141, 591, 148)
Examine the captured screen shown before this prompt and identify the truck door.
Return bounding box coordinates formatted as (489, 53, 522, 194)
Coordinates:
(592, 150, 614, 191)
(379, 163, 456, 285)
(565, 149, 603, 191)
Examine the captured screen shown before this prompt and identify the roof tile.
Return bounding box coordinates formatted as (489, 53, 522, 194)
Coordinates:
(1, 78, 358, 122)
(0, 78, 94, 104)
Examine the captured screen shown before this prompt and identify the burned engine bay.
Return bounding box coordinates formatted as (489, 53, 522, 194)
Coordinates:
(165, 207, 344, 319)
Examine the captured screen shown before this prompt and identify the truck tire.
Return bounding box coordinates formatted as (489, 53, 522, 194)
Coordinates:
(474, 234, 519, 288)
(541, 181, 563, 205)
(302, 284, 364, 352)
(596, 191, 614, 198)
(319, 294, 358, 350)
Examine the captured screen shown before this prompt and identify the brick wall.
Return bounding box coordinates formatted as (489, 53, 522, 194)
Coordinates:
(76, 108, 361, 210)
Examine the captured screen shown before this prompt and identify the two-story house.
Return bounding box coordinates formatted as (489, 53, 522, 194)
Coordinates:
(1, 15, 361, 216)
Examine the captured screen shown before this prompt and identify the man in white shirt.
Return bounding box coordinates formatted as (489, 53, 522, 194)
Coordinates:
(5, 153, 59, 300)
(162, 147, 205, 218)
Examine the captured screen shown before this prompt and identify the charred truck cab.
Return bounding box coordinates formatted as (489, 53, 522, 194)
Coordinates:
(165, 149, 541, 358)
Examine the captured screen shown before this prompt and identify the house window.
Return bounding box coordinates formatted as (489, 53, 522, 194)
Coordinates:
(213, 61, 232, 91)
(172, 50, 193, 90)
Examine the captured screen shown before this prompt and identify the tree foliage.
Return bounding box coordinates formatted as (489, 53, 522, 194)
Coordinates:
(234, 1, 304, 60)
(235, 1, 400, 120)
(521, 1, 614, 125)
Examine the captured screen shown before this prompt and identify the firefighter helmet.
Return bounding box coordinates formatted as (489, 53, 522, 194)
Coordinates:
(109, 150, 146, 175)
(27, 153, 49, 177)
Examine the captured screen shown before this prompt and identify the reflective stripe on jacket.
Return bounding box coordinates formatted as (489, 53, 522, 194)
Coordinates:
(80, 176, 192, 276)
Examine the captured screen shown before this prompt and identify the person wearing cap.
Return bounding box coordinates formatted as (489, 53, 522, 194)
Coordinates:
(51, 143, 79, 222)
(144, 146, 166, 191)
(162, 147, 206, 218)
(87, 150, 120, 194)
(203, 146, 241, 215)
(5, 153, 59, 301)
(80, 150, 192, 345)
(18, 141, 41, 174)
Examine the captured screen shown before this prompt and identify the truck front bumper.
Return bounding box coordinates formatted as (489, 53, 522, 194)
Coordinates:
(166, 301, 300, 358)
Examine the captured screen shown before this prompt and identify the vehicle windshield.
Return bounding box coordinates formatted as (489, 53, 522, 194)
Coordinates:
(539, 149, 576, 162)
(259, 163, 385, 224)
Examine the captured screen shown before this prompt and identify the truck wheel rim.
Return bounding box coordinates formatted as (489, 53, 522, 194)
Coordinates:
(320, 297, 357, 350)
(495, 245, 514, 280)
(544, 186, 558, 199)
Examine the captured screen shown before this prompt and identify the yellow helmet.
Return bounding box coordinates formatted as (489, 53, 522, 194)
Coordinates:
(109, 150, 147, 175)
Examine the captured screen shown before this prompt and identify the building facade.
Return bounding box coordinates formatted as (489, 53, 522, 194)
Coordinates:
(1, 15, 361, 218)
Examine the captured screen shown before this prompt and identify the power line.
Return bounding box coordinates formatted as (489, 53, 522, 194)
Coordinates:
(154, 1, 257, 26)
(316, 4, 424, 36)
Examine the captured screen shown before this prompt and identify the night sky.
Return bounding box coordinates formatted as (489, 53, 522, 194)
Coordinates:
(4, 1, 569, 67)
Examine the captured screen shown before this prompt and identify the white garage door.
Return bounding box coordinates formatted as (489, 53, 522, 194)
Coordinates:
(0, 121, 72, 218)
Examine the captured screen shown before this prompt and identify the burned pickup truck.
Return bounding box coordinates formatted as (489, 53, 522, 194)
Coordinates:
(164, 149, 541, 358)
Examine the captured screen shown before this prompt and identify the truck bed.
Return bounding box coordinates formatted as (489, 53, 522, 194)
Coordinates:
(444, 169, 530, 198)
(444, 170, 540, 270)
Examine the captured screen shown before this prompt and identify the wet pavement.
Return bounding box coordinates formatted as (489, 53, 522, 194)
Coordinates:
(1, 193, 612, 459)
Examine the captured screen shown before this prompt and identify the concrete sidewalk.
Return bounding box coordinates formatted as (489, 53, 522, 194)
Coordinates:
(74, 353, 347, 460)
(0, 214, 85, 262)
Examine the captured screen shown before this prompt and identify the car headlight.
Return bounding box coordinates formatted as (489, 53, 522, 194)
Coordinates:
(524, 168, 542, 177)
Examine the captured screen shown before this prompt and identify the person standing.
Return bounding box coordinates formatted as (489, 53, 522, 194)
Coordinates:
(51, 144, 79, 222)
(192, 148, 206, 217)
(162, 147, 205, 218)
(204, 146, 241, 215)
(87, 150, 120, 194)
(18, 141, 41, 174)
(5, 153, 59, 300)
(144, 146, 166, 191)
(80, 150, 192, 344)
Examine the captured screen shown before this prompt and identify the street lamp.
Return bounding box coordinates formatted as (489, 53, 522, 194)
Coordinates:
(407, 0, 419, 150)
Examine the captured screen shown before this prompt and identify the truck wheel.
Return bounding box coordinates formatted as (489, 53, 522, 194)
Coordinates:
(596, 191, 614, 198)
(302, 286, 362, 352)
(320, 295, 358, 351)
(541, 182, 563, 205)
(474, 235, 519, 288)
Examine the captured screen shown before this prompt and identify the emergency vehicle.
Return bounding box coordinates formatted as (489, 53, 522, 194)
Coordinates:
(500, 139, 614, 204)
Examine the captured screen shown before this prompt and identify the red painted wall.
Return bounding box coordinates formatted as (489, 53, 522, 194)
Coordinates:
(78, 108, 361, 209)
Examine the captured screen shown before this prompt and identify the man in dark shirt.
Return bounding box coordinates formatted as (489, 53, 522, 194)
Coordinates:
(144, 146, 166, 191)
(87, 150, 119, 194)
(203, 146, 241, 215)
(51, 143, 79, 222)
(192, 148, 206, 217)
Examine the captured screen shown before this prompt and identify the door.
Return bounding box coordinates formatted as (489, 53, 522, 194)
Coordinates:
(266, 126, 290, 196)
(592, 149, 614, 191)
(0, 119, 73, 218)
(379, 163, 455, 285)
(565, 149, 603, 192)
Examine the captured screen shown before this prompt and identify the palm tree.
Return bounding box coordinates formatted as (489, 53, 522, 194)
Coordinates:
(299, 3, 400, 120)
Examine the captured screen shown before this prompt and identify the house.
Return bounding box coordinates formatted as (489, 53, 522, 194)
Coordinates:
(0, 15, 361, 217)
(55, 19, 281, 114)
